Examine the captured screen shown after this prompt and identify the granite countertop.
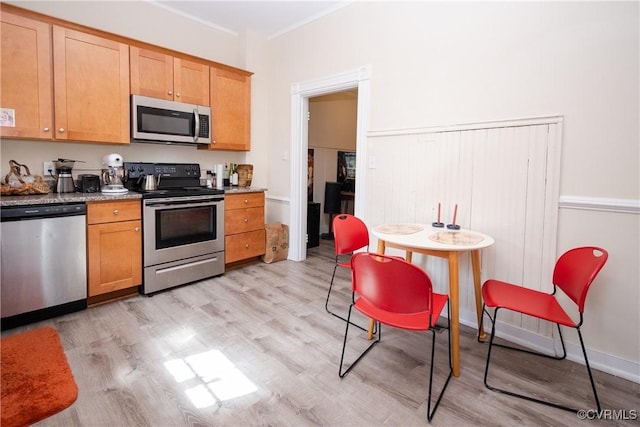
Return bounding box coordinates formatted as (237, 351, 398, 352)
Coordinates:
(0, 192, 142, 207)
(0, 187, 267, 207)
(222, 186, 267, 194)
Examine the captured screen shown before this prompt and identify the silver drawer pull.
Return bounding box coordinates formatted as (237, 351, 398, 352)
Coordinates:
(134, 227, 140, 232)
(113, 209, 119, 215)
(244, 199, 249, 204)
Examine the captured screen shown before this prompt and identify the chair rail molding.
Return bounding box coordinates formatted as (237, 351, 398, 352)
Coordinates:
(559, 196, 640, 214)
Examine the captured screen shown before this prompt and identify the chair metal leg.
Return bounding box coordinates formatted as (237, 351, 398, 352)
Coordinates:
(426, 304, 453, 422)
(577, 327, 601, 412)
(483, 307, 601, 413)
(339, 304, 381, 378)
(481, 306, 567, 360)
(325, 263, 369, 333)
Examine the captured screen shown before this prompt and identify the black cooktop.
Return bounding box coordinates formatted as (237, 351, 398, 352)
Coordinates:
(123, 162, 224, 198)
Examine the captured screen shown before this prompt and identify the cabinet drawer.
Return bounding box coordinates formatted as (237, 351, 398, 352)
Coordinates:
(87, 200, 141, 224)
(224, 206, 264, 235)
(225, 192, 264, 210)
(225, 229, 266, 264)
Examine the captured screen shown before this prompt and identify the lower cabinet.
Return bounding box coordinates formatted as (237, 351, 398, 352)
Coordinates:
(87, 200, 142, 302)
(224, 192, 266, 266)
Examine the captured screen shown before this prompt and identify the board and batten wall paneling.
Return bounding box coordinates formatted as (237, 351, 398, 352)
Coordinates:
(365, 117, 562, 337)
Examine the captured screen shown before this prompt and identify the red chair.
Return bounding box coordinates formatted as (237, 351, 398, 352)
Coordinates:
(339, 253, 452, 422)
(325, 214, 371, 331)
(481, 246, 608, 412)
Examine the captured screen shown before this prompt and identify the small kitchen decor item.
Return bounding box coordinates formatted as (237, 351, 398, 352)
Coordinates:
(432, 202, 444, 228)
(446, 203, 460, 230)
(237, 164, 253, 187)
(230, 163, 239, 186)
(1, 160, 50, 195)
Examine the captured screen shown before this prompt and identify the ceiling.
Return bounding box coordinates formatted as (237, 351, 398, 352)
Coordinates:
(151, 1, 351, 39)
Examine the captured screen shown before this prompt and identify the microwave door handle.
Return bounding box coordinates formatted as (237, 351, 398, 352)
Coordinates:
(194, 109, 200, 142)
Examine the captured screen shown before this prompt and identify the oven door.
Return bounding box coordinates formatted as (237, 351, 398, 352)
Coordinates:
(143, 195, 224, 267)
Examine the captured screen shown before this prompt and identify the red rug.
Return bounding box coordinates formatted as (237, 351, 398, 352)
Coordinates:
(1, 327, 78, 427)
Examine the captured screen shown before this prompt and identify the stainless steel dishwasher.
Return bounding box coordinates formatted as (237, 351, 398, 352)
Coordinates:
(1, 203, 88, 330)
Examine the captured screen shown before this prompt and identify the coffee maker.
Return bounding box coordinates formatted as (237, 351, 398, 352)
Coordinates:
(53, 159, 81, 193)
(101, 153, 128, 194)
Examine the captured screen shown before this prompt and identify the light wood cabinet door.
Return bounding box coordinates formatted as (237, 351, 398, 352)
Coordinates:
(0, 12, 53, 139)
(174, 58, 209, 105)
(130, 47, 209, 105)
(87, 200, 142, 297)
(130, 46, 173, 100)
(53, 26, 130, 143)
(88, 220, 142, 297)
(206, 67, 251, 151)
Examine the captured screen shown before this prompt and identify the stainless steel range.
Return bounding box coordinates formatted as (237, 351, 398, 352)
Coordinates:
(124, 162, 224, 294)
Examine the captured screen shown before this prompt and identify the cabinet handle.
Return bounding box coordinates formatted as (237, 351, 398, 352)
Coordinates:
(176, 92, 180, 98)
(244, 218, 249, 223)
(245, 244, 249, 248)
(113, 209, 119, 215)
(168, 90, 172, 95)
(244, 199, 249, 204)
(58, 127, 65, 133)
(134, 227, 140, 232)
(43, 127, 50, 132)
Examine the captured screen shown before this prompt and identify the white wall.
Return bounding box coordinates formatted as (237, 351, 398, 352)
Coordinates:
(264, 2, 639, 379)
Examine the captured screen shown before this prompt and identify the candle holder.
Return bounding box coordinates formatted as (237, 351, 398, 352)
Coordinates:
(446, 224, 461, 230)
(432, 222, 445, 228)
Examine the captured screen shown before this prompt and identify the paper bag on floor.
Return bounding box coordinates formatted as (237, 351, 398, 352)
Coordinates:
(262, 222, 289, 263)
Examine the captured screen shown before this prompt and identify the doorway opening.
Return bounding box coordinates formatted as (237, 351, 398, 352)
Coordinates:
(289, 65, 372, 261)
(308, 90, 358, 247)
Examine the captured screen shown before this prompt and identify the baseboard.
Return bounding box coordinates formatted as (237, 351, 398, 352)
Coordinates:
(459, 308, 640, 384)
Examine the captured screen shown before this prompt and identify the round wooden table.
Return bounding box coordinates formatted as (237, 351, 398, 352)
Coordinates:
(371, 223, 495, 377)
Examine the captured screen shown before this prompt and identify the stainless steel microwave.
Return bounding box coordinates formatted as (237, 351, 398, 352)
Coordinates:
(131, 95, 211, 145)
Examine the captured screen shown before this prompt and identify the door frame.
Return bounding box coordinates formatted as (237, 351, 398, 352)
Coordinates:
(289, 65, 371, 261)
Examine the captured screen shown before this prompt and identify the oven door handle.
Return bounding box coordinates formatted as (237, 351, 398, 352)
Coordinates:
(145, 197, 224, 208)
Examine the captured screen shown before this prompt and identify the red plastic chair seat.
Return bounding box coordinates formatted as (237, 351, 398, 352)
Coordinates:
(355, 292, 448, 330)
(482, 279, 575, 327)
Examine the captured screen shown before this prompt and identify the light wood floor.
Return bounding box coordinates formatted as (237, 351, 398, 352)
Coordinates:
(3, 240, 638, 426)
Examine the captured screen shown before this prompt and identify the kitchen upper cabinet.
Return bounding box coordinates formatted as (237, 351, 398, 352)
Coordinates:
(53, 26, 130, 144)
(205, 67, 251, 151)
(0, 11, 53, 139)
(130, 46, 209, 106)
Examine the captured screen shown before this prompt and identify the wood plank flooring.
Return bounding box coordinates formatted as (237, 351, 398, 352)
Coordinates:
(2, 241, 638, 426)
